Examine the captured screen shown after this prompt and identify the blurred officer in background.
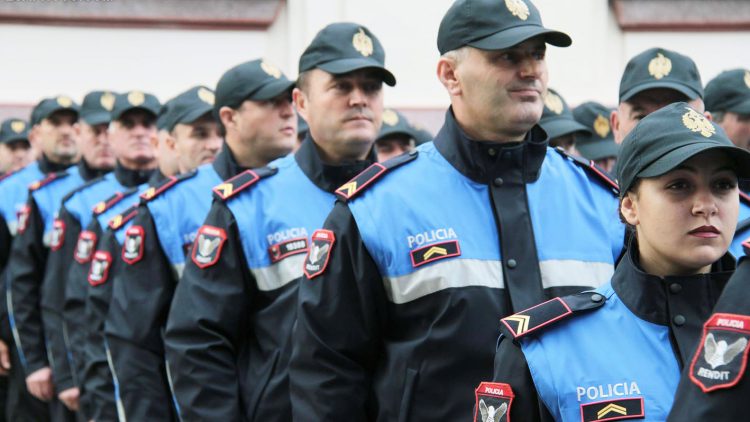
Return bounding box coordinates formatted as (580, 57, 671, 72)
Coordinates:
(0, 119, 34, 175)
(704, 69, 750, 151)
(375, 108, 420, 161)
(538, 88, 590, 155)
(573, 101, 619, 173)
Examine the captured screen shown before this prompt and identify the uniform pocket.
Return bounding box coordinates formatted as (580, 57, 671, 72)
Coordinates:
(398, 367, 419, 422)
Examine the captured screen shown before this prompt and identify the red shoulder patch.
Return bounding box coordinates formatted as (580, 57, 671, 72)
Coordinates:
(16, 204, 30, 234)
(191, 225, 227, 269)
(212, 170, 261, 200)
(474, 382, 513, 422)
(689, 313, 750, 393)
(74, 230, 97, 263)
(140, 177, 178, 202)
(88, 250, 112, 286)
(743, 236, 750, 255)
(50, 218, 65, 251)
(303, 229, 335, 279)
(121, 225, 145, 265)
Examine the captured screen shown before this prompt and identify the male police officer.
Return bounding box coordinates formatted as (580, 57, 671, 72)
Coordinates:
(164, 22, 392, 421)
(375, 109, 420, 161)
(0, 118, 34, 175)
(573, 101, 619, 173)
(704, 69, 750, 151)
(538, 88, 590, 155)
(290, 1, 624, 420)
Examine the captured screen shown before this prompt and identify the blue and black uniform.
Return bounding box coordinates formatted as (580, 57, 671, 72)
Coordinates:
(164, 137, 374, 421)
(104, 147, 243, 421)
(290, 110, 625, 421)
(728, 192, 750, 258)
(490, 241, 734, 421)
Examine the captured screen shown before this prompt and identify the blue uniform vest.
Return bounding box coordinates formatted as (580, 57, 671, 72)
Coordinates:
(348, 142, 624, 305)
(728, 198, 750, 258)
(519, 283, 680, 421)
(30, 169, 85, 247)
(97, 184, 149, 245)
(145, 164, 222, 276)
(0, 162, 44, 235)
(64, 172, 128, 230)
(226, 154, 335, 291)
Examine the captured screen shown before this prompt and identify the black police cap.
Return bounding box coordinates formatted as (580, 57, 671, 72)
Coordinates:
(158, 86, 215, 132)
(572, 101, 619, 161)
(80, 91, 117, 126)
(704, 69, 750, 115)
(298, 22, 396, 86)
(0, 118, 30, 144)
(616, 102, 750, 195)
(111, 91, 161, 121)
(539, 88, 590, 140)
(619, 47, 703, 103)
(214, 59, 295, 120)
(377, 109, 415, 142)
(30, 96, 79, 126)
(437, 0, 571, 54)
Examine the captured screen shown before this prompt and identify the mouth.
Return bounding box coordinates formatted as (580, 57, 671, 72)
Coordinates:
(508, 86, 541, 98)
(688, 225, 720, 238)
(280, 126, 295, 135)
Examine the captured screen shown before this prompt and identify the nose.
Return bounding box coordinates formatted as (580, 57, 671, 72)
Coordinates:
(692, 189, 719, 217)
(277, 99, 295, 118)
(206, 135, 223, 154)
(519, 54, 544, 80)
(348, 86, 369, 108)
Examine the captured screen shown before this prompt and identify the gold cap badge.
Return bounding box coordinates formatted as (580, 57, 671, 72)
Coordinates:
(128, 91, 145, 106)
(593, 114, 610, 138)
(682, 107, 715, 138)
(56, 96, 73, 108)
(11, 120, 26, 134)
(260, 60, 282, 79)
(352, 28, 374, 57)
(382, 109, 399, 126)
(648, 53, 672, 80)
(100, 92, 115, 111)
(197, 87, 215, 105)
(505, 0, 530, 20)
(745, 70, 750, 89)
(544, 92, 563, 115)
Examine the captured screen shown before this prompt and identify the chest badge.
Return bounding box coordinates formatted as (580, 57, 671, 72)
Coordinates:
(304, 229, 335, 279)
(689, 313, 750, 392)
(74, 231, 97, 263)
(122, 225, 145, 265)
(191, 225, 227, 269)
(88, 251, 112, 286)
(410, 240, 461, 268)
(580, 397, 644, 421)
(474, 382, 513, 422)
(268, 237, 308, 264)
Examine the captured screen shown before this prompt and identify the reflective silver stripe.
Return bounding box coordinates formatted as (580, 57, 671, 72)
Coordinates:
(540, 260, 614, 289)
(42, 231, 52, 248)
(250, 253, 306, 291)
(8, 221, 17, 236)
(383, 259, 504, 305)
(172, 263, 185, 280)
(106, 345, 127, 422)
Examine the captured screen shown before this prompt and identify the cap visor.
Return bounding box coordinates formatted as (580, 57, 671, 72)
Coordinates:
(728, 98, 750, 115)
(81, 111, 111, 126)
(1, 135, 29, 144)
(249, 79, 296, 101)
(621, 81, 701, 103)
(577, 139, 619, 161)
(113, 106, 159, 121)
(179, 107, 214, 126)
(640, 143, 750, 180)
(377, 128, 412, 142)
(539, 118, 590, 140)
(318, 58, 397, 86)
(469, 25, 571, 51)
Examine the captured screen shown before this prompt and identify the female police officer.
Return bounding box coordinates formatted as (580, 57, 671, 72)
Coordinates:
(479, 102, 750, 422)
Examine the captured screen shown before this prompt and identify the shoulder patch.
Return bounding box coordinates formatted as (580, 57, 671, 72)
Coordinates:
(474, 382, 513, 422)
(74, 230, 97, 263)
(191, 225, 227, 268)
(500, 291, 606, 339)
(122, 225, 145, 265)
(16, 204, 31, 234)
(88, 250, 112, 286)
(140, 169, 197, 203)
(29, 171, 68, 191)
(108, 204, 139, 230)
(92, 187, 137, 216)
(743, 236, 750, 256)
(580, 397, 644, 422)
(212, 167, 278, 201)
(689, 312, 750, 393)
(336, 150, 418, 201)
(303, 229, 335, 279)
(50, 218, 65, 251)
(554, 147, 619, 196)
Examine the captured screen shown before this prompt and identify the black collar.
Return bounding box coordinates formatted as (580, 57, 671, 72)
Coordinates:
(294, 135, 376, 193)
(38, 154, 74, 174)
(432, 108, 549, 184)
(114, 161, 155, 188)
(77, 159, 111, 181)
(213, 143, 247, 180)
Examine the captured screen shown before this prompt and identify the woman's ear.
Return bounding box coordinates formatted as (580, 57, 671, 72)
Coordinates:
(620, 192, 640, 227)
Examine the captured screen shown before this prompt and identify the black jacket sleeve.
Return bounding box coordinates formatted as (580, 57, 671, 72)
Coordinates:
(105, 209, 177, 421)
(289, 203, 388, 421)
(0, 214, 12, 343)
(7, 197, 49, 375)
(41, 206, 79, 392)
(163, 201, 249, 421)
(0, 213, 9, 271)
(667, 256, 750, 421)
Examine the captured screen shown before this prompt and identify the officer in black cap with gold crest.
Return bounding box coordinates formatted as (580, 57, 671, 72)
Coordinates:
(291, 1, 624, 420)
(573, 101, 619, 173)
(704, 68, 750, 151)
(539, 88, 590, 155)
(0, 118, 33, 175)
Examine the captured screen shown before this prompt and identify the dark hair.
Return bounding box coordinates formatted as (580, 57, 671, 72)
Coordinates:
(711, 111, 725, 124)
(296, 71, 311, 94)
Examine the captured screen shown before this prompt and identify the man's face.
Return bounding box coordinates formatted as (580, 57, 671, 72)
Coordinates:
(719, 112, 750, 150)
(612, 88, 704, 143)
(296, 68, 384, 160)
(171, 114, 223, 173)
(232, 92, 296, 164)
(77, 122, 115, 170)
(375, 135, 412, 162)
(110, 109, 157, 166)
(452, 38, 548, 141)
(34, 110, 78, 162)
(0, 140, 33, 173)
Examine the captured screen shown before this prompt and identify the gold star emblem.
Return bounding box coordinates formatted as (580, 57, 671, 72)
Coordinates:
(682, 107, 715, 138)
(10, 120, 25, 133)
(505, 0, 530, 20)
(352, 28, 374, 57)
(57, 96, 73, 108)
(745, 70, 750, 89)
(197, 87, 215, 105)
(648, 53, 672, 80)
(260, 60, 282, 79)
(544, 92, 563, 115)
(382, 109, 399, 126)
(128, 91, 146, 106)
(100, 92, 115, 111)
(593, 114, 610, 138)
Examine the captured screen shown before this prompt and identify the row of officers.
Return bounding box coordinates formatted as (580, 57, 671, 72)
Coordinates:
(1, 0, 749, 421)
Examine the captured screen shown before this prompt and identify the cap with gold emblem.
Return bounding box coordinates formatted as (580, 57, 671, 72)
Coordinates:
(214, 58, 295, 119)
(616, 102, 750, 195)
(376, 109, 415, 142)
(298, 22, 396, 86)
(704, 68, 750, 115)
(437, 0, 571, 54)
(80, 91, 117, 126)
(619, 47, 703, 103)
(157, 86, 215, 132)
(111, 90, 161, 121)
(30, 95, 79, 126)
(0, 118, 30, 144)
(538, 88, 590, 140)
(572, 101, 619, 161)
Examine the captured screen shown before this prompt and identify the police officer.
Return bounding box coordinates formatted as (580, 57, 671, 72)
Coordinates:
(704, 69, 750, 151)
(488, 102, 749, 421)
(667, 242, 750, 422)
(375, 108, 420, 161)
(0, 118, 33, 175)
(538, 88, 590, 155)
(573, 101, 619, 173)
(164, 22, 392, 421)
(290, 1, 624, 420)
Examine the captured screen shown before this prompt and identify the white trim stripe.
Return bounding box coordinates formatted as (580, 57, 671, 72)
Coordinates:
(539, 259, 614, 289)
(250, 253, 306, 291)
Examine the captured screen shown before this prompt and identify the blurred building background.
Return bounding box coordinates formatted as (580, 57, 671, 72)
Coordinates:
(1, 0, 749, 134)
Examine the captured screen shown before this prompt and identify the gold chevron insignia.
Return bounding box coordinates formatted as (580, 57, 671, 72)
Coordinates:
(597, 403, 627, 419)
(110, 215, 123, 229)
(423, 246, 447, 260)
(339, 181, 358, 197)
(93, 202, 106, 214)
(215, 183, 233, 198)
(504, 314, 530, 335)
(142, 187, 156, 199)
